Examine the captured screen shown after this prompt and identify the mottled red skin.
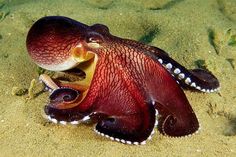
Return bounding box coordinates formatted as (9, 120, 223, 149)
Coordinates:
(27, 17, 87, 66)
(26, 16, 219, 143)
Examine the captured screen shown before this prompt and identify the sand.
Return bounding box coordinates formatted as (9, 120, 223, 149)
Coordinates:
(0, 0, 236, 156)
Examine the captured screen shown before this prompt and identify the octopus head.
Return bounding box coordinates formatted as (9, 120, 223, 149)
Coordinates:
(26, 16, 108, 71)
(26, 16, 110, 122)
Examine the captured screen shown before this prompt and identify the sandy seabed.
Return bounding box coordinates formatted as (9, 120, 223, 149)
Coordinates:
(0, 0, 236, 156)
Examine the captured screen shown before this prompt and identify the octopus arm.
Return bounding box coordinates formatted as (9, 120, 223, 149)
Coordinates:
(94, 100, 156, 144)
(44, 88, 88, 122)
(136, 55, 199, 137)
(120, 38, 219, 92)
(155, 100, 199, 137)
(90, 67, 157, 144)
(144, 47, 220, 93)
(150, 65, 200, 136)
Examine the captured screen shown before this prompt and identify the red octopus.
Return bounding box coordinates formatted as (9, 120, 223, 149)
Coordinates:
(26, 16, 219, 145)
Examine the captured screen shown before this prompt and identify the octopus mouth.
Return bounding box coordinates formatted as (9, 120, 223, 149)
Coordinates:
(40, 53, 98, 124)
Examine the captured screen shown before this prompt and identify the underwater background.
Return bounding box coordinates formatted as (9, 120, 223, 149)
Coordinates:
(0, 0, 236, 156)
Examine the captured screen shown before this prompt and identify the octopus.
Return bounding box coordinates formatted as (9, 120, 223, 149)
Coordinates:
(26, 16, 220, 145)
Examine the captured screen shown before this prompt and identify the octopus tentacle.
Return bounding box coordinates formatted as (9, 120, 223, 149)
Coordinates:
(44, 87, 89, 124)
(149, 50, 220, 93)
(39, 74, 59, 91)
(119, 39, 220, 93)
(143, 59, 200, 137)
(39, 74, 90, 124)
(39, 73, 89, 93)
(94, 102, 157, 145)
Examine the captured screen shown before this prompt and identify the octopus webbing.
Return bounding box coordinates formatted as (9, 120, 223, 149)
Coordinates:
(26, 16, 220, 145)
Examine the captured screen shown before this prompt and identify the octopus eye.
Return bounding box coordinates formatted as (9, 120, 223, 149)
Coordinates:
(86, 32, 104, 48)
(88, 36, 100, 43)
